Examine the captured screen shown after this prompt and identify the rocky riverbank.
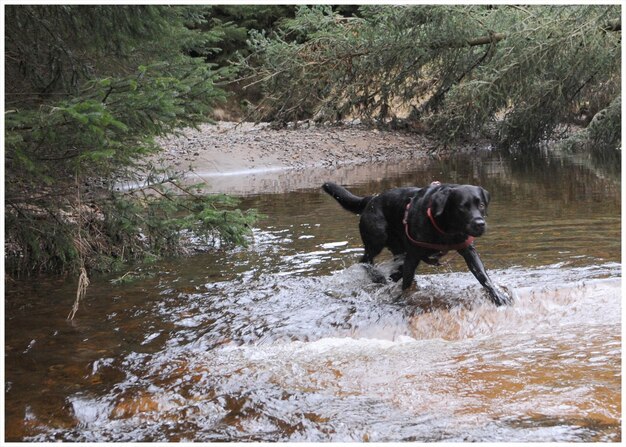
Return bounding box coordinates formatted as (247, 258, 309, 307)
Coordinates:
(157, 121, 438, 171)
(154, 122, 452, 194)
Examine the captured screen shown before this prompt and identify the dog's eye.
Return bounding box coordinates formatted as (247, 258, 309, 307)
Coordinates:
(479, 202, 485, 210)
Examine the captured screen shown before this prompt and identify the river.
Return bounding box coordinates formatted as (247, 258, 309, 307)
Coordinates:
(4, 148, 621, 441)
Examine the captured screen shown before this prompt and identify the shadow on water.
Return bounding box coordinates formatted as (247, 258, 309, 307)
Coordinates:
(4, 149, 621, 442)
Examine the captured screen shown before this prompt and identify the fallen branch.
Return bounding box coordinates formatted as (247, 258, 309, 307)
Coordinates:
(67, 266, 89, 320)
(68, 172, 90, 320)
(466, 32, 506, 47)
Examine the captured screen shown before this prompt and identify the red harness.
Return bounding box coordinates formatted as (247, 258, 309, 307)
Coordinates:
(403, 198, 475, 251)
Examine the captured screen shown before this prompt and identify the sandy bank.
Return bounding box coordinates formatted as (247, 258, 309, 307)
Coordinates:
(155, 122, 440, 195)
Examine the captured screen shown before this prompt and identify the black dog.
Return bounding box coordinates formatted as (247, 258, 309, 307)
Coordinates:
(322, 181, 510, 306)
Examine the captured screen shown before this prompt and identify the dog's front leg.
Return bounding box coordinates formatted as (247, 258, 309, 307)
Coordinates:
(401, 254, 421, 291)
(458, 245, 511, 306)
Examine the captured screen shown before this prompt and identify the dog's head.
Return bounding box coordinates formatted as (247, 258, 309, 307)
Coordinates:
(430, 185, 491, 237)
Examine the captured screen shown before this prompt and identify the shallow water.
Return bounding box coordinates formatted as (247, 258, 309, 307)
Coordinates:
(4, 149, 621, 441)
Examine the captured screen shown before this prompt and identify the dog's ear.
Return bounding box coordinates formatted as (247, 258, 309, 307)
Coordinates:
(480, 187, 490, 215)
(430, 188, 452, 217)
(480, 187, 490, 205)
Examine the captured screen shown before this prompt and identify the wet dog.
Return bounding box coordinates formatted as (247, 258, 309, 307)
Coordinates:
(322, 181, 511, 306)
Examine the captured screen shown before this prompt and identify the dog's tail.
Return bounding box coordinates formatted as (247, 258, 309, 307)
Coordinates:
(322, 182, 372, 215)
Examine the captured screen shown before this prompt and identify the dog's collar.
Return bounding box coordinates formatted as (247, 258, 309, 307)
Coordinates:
(403, 198, 474, 251)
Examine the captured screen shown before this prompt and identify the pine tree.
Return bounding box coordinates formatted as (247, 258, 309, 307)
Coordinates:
(5, 5, 258, 276)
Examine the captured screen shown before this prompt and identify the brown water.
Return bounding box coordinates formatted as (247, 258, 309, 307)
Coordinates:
(4, 149, 621, 442)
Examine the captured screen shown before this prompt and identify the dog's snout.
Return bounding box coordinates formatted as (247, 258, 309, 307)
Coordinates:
(471, 218, 486, 235)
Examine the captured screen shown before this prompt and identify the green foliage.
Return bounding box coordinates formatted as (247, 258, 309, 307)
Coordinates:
(431, 6, 621, 149)
(90, 182, 259, 274)
(5, 5, 258, 275)
(239, 5, 621, 151)
(202, 5, 296, 65)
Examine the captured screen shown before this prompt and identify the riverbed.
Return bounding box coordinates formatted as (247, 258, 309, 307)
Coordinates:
(4, 144, 621, 441)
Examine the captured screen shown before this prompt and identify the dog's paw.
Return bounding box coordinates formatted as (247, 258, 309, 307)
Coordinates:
(389, 271, 403, 282)
(362, 264, 387, 285)
(392, 281, 417, 303)
(489, 285, 514, 306)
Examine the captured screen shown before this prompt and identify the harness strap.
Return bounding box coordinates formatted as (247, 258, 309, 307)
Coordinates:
(403, 200, 474, 251)
(427, 206, 448, 235)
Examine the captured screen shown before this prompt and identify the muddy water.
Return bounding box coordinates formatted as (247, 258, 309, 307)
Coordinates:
(5, 150, 621, 441)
